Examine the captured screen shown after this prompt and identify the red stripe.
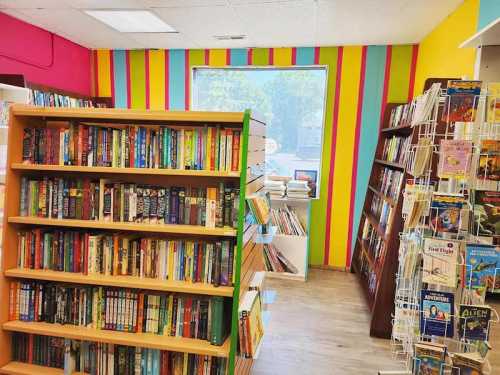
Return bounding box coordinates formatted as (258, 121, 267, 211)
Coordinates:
(379, 45, 392, 130)
(407, 44, 419, 100)
(93, 51, 99, 97)
(204, 49, 209, 65)
(109, 51, 115, 107)
(145, 50, 150, 110)
(314, 47, 320, 64)
(291, 48, 297, 65)
(346, 46, 367, 269)
(125, 50, 131, 109)
(165, 50, 169, 110)
(269, 48, 274, 65)
(226, 49, 231, 65)
(184, 50, 190, 110)
(323, 46, 343, 266)
(247, 48, 252, 65)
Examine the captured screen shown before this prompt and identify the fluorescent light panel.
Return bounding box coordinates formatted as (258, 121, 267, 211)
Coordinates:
(84, 10, 176, 33)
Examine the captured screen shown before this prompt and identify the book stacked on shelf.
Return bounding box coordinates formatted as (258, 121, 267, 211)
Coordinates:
(387, 103, 414, 129)
(22, 122, 241, 172)
(359, 253, 377, 297)
(29, 89, 107, 108)
(263, 243, 298, 274)
(381, 135, 411, 165)
(238, 290, 264, 359)
(12, 333, 227, 374)
(263, 179, 286, 198)
(361, 218, 387, 267)
(285, 180, 310, 199)
(375, 168, 404, 201)
(16, 229, 236, 287)
(19, 177, 239, 229)
(370, 195, 393, 234)
(270, 205, 306, 236)
(10, 280, 229, 345)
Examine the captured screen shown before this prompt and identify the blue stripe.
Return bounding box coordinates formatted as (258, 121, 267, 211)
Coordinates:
(478, 0, 500, 30)
(351, 45, 387, 254)
(113, 50, 127, 109)
(230, 49, 247, 66)
(295, 47, 315, 65)
(169, 49, 185, 110)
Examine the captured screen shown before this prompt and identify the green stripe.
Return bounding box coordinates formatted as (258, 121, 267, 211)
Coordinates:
(387, 45, 413, 103)
(189, 49, 205, 67)
(129, 50, 146, 109)
(252, 48, 269, 66)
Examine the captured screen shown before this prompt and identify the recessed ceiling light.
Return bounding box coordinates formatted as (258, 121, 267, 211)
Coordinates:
(214, 35, 247, 41)
(84, 10, 177, 33)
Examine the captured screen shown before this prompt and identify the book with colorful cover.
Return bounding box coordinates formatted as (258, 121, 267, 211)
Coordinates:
(420, 290, 454, 337)
(458, 304, 491, 341)
(477, 140, 500, 182)
(422, 238, 459, 287)
(465, 244, 500, 291)
(430, 194, 464, 234)
(487, 82, 500, 123)
(414, 342, 446, 375)
(438, 139, 472, 178)
(442, 80, 482, 123)
(473, 190, 500, 241)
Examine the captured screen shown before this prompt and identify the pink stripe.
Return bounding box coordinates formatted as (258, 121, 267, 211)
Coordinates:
(125, 50, 131, 109)
(145, 50, 150, 110)
(291, 48, 297, 65)
(226, 49, 231, 65)
(407, 44, 419, 100)
(204, 49, 209, 65)
(165, 50, 169, 110)
(314, 47, 320, 64)
(247, 48, 252, 65)
(346, 46, 367, 269)
(184, 50, 190, 110)
(93, 51, 99, 97)
(269, 48, 274, 65)
(109, 51, 115, 107)
(323, 46, 343, 266)
(379, 46, 392, 130)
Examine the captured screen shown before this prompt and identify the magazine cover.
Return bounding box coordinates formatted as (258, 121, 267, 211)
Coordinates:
(465, 244, 500, 291)
(473, 191, 500, 241)
(458, 304, 491, 341)
(437, 139, 472, 178)
(442, 80, 482, 123)
(477, 140, 500, 182)
(430, 194, 464, 234)
(420, 290, 454, 337)
(422, 238, 459, 287)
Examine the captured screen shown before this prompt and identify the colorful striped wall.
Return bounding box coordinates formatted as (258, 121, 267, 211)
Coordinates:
(92, 45, 417, 269)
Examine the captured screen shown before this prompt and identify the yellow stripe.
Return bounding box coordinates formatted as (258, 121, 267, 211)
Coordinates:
(97, 50, 111, 97)
(273, 47, 292, 66)
(149, 50, 165, 110)
(209, 49, 227, 67)
(329, 46, 363, 267)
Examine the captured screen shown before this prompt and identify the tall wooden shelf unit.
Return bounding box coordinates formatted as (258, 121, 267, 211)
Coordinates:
(0, 106, 265, 375)
(351, 102, 413, 339)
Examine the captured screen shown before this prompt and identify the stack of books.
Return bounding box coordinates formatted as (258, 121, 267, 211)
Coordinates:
(263, 179, 286, 198)
(285, 180, 310, 199)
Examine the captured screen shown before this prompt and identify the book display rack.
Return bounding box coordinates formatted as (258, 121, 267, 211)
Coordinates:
(0, 106, 266, 375)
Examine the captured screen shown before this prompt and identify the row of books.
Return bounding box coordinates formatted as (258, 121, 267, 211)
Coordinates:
(20, 177, 239, 228)
(238, 290, 264, 358)
(22, 123, 241, 172)
(375, 168, 404, 201)
(270, 205, 306, 236)
(17, 229, 235, 287)
(246, 194, 270, 225)
(262, 243, 298, 274)
(30, 89, 107, 108)
(387, 102, 414, 129)
(359, 253, 377, 297)
(361, 219, 386, 266)
(12, 333, 227, 375)
(369, 196, 393, 234)
(10, 281, 229, 345)
(381, 135, 411, 165)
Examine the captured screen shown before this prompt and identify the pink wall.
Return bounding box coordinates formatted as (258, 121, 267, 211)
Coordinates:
(0, 12, 91, 96)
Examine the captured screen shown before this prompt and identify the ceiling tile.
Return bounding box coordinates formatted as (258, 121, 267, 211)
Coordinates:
(144, 0, 227, 7)
(127, 32, 200, 49)
(67, 0, 146, 9)
(0, 0, 71, 9)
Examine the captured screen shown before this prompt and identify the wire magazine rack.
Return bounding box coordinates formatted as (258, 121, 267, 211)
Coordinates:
(384, 84, 500, 375)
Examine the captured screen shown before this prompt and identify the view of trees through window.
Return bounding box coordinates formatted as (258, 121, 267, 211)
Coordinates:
(193, 67, 327, 195)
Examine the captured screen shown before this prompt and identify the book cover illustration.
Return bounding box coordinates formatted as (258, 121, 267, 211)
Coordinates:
(414, 343, 446, 375)
(420, 290, 454, 338)
(430, 194, 464, 234)
(465, 244, 500, 291)
(442, 80, 482, 123)
(438, 139, 472, 178)
(422, 238, 459, 287)
(473, 191, 500, 241)
(477, 140, 500, 182)
(450, 351, 485, 375)
(487, 82, 500, 123)
(458, 304, 491, 341)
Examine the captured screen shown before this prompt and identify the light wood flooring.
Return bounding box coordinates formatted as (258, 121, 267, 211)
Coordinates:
(252, 269, 500, 375)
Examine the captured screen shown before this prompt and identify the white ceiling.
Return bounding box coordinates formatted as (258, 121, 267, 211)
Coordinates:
(0, 0, 464, 49)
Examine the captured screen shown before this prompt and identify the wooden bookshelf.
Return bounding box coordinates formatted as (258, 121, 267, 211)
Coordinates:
(0, 106, 267, 375)
(374, 159, 405, 170)
(0, 361, 64, 375)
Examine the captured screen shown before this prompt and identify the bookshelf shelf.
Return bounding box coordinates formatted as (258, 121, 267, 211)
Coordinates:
(362, 210, 387, 242)
(5, 268, 234, 297)
(0, 361, 64, 375)
(7, 217, 237, 237)
(374, 159, 405, 170)
(11, 163, 241, 178)
(2, 321, 231, 357)
(367, 185, 396, 207)
(380, 124, 412, 134)
(357, 237, 377, 273)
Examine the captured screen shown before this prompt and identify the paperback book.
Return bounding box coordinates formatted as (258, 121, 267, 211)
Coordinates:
(414, 342, 446, 375)
(487, 82, 500, 123)
(465, 244, 500, 291)
(477, 140, 500, 190)
(422, 238, 459, 287)
(420, 290, 454, 338)
(473, 190, 500, 241)
(458, 304, 491, 341)
(238, 290, 264, 358)
(437, 139, 472, 178)
(430, 194, 464, 235)
(442, 80, 482, 123)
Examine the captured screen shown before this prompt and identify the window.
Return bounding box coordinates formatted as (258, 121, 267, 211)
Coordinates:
(192, 67, 327, 196)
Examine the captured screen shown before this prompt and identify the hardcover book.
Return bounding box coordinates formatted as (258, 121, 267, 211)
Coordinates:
(422, 238, 459, 287)
(437, 139, 472, 178)
(465, 244, 500, 291)
(420, 290, 454, 337)
(458, 304, 491, 341)
(442, 80, 482, 123)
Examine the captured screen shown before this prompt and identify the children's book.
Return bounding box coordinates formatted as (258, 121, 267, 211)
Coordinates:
(487, 82, 500, 123)
(473, 191, 500, 241)
(420, 290, 454, 337)
(450, 352, 485, 375)
(465, 244, 500, 291)
(422, 238, 459, 287)
(414, 342, 446, 375)
(442, 80, 482, 123)
(477, 140, 499, 183)
(430, 194, 464, 234)
(458, 304, 491, 341)
(438, 139, 472, 178)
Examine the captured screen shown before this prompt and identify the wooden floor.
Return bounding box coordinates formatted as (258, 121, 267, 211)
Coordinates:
(252, 269, 500, 375)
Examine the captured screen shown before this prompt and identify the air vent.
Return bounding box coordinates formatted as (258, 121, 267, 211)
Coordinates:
(213, 35, 246, 41)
